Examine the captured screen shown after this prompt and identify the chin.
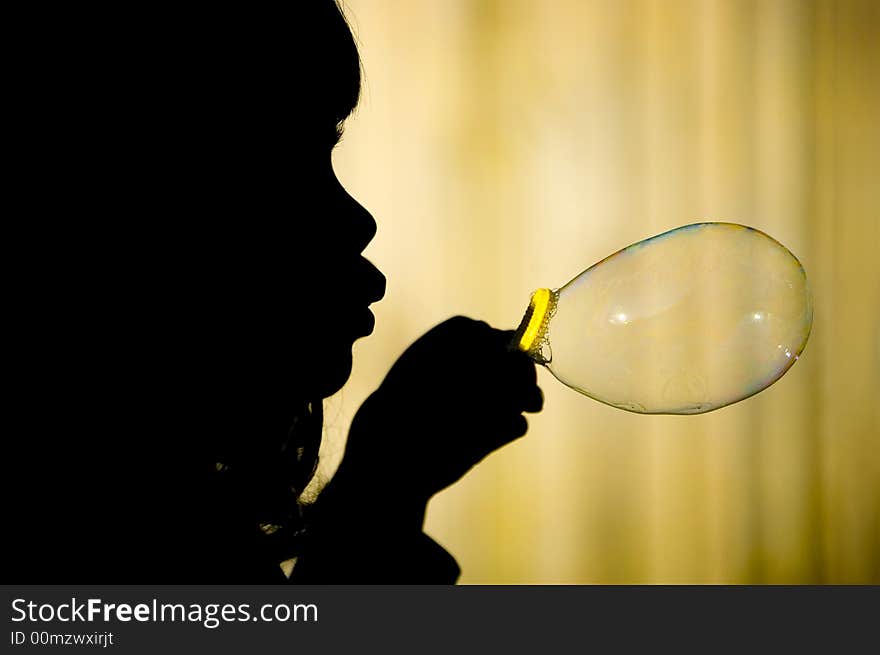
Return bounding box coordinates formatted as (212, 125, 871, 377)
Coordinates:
(307, 347, 354, 399)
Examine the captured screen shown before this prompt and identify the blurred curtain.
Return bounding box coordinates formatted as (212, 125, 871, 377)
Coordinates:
(321, 0, 879, 583)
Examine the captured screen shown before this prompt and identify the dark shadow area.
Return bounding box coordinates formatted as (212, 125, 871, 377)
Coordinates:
(5, 2, 542, 583)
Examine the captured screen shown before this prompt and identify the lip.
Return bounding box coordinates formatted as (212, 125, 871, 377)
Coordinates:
(353, 309, 375, 337)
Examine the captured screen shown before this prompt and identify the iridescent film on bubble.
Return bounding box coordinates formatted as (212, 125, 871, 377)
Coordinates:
(515, 223, 813, 414)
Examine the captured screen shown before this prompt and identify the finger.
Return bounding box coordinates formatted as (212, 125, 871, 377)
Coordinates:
(498, 329, 518, 351)
(493, 349, 539, 407)
(484, 340, 535, 377)
(523, 385, 544, 413)
(483, 413, 529, 452)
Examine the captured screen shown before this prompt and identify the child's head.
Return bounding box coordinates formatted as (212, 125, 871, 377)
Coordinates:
(34, 3, 384, 429)
(169, 2, 385, 406)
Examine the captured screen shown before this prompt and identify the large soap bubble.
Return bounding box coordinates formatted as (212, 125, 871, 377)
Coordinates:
(512, 223, 813, 414)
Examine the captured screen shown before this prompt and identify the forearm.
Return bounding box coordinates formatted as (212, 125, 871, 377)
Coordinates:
(314, 458, 429, 533)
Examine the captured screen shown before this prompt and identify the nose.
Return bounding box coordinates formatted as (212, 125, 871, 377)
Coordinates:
(331, 169, 385, 304)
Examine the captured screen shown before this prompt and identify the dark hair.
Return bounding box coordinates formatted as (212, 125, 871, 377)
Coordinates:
(329, 1, 363, 132)
(304, 1, 363, 146)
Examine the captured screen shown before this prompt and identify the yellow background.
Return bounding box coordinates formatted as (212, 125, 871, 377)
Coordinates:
(319, 0, 879, 583)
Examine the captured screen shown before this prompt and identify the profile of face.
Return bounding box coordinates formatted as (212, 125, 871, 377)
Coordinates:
(292, 3, 387, 399)
(160, 3, 382, 413)
(294, 136, 386, 400)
